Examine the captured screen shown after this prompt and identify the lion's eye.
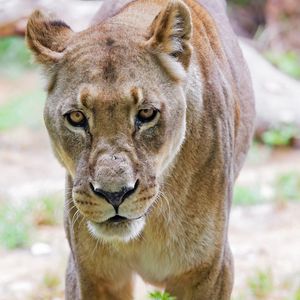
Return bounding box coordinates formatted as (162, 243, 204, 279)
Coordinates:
(66, 111, 87, 128)
(136, 108, 157, 123)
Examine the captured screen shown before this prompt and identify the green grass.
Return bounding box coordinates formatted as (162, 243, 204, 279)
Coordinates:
(245, 143, 272, 165)
(261, 125, 299, 147)
(0, 89, 45, 131)
(248, 269, 274, 299)
(0, 37, 44, 132)
(229, 0, 252, 6)
(0, 202, 32, 249)
(233, 171, 300, 207)
(149, 291, 176, 300)
(293, 288, 300, 300)
(265, 51, 300, 80)
(0, 193, 63, 250)
(43, 271, 61, 289)
(31, 194, 63, 226)
(275, 172, 300, 203)
(231, 295, 246, 300)
(29, 269, 64, 300)
(0, 36, 34, 77)
(232, 272, 300, 300)
(233, 185, 262, 206)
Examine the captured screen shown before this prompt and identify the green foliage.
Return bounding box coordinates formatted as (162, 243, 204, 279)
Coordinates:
(265, 51, 300, 79)
(248, 269, 274, 298)
(0, 193, 63, 249)
(275, 172, 300, 202)
(31, 194, 63, 226)
(0, 37, 34, 77)
(0, 202, 32, 249)
(0, 89, 45, 131)
(29, 269, 64, 300)
(294, 288, 300, 300)
(231, 295, 246, 300)
(43, 271, 61, 289)
(233, 185, 262, 206)
(261, 125, 299, 147)
(149, 291, 176, 300)
(246, 143, 271, 165)
(233, 171, 300, 207)
(230, 0, 252, 6)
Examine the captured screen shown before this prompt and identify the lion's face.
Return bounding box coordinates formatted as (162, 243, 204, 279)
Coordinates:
(27, 1, 192, 242)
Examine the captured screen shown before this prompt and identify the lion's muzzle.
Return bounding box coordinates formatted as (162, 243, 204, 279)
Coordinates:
(89, 179, 139, 211)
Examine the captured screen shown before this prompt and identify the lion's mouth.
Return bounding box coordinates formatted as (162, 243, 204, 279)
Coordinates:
(98, 214, 145, 225)
(106, 215, 128, 223)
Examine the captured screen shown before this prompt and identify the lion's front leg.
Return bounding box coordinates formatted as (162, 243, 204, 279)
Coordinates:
(65, 255, 80, 300)
(64, 230, 134, 300)
(65, 253, 134, 300)
(165, 247, 234, 300)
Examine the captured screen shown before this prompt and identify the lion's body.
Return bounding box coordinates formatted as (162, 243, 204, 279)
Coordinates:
(26, 0, 255, 299)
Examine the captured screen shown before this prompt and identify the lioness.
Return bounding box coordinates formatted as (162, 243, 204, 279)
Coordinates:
(26, 0, 255, 299)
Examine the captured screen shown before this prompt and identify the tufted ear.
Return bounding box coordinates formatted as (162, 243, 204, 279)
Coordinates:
(26, 10, 73, 65)
(145, 0, 193, 81)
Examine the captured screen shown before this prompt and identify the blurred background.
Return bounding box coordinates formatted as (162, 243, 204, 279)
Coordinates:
(0, 0, 299, 299)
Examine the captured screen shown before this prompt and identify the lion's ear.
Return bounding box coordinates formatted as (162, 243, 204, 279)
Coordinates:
(145, 0, 193, 81)
(26, 10, 73, 65)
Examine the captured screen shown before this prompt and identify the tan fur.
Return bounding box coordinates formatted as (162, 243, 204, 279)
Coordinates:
(26, 0, 255, 299)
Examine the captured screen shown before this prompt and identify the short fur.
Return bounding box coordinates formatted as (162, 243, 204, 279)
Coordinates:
(26, 0, 255, 299)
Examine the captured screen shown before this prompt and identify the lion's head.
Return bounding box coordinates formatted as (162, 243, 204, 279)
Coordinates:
(26, 0, 192, 242)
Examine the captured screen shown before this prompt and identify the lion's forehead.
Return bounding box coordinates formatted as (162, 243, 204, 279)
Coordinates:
(51, 23, 176, 99)
(62, 26, 147, 83)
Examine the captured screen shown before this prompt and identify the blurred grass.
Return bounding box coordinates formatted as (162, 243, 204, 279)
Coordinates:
(233, 268, 300, 300)
(43, 271, 61, 289)
(31, 194, 63, 227)
(233, 171, 300, 206)
(29, 269, 64, 300)
(0, 36, 45, 131)
(0, 193, 63, 250)
(233, 186, 262, 206)
(0, 89, 45, 131)
(248, 269, 274, 299)
(0, 37, 34, 78)
(275, 172, 300, 203)
(293, 289, 300, 300)
(245, 142, 272, 165)
(149, 291, 176, 300)
(0, 202, 32, 249)
(229, 0, 251, 6)
(265, 51, 300, 80)
(261, 124, 299, 147)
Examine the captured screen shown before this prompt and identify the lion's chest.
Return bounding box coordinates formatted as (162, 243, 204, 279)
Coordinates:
(129, 233, 206, 283)
(133, 242, 181, 283)
(127, 218, 217, 283)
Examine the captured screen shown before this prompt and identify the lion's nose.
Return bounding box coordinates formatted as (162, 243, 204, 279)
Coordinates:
(90, 180, 139, 210)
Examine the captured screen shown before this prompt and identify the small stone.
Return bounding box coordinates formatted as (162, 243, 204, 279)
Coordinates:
(30, 242, 52, 256)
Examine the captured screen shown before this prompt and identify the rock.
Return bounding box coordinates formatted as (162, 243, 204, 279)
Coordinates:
(227, 0, 266, 38)
(30, 242, 52, 256)
(240, 40, 300, 133)
(0, 0, 102, 36)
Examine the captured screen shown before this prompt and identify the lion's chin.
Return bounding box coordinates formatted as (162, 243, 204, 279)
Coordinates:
(86, 216, 146, 243)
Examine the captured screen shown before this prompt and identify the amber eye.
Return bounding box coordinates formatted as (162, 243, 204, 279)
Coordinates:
(136, 108, 158, 123)
(66, 111, 87, 128)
